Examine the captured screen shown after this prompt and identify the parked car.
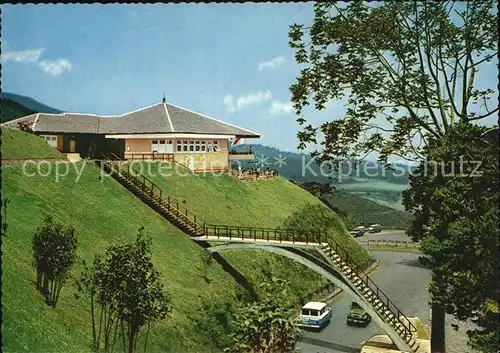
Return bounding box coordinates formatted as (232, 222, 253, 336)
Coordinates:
(368, 224, 382, 233)
(298, 301, 332, 330)
(346, 301, 371, 327)
(350, 226, 367, 237)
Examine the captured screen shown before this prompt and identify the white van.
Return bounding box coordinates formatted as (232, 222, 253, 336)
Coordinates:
(297, 301, 332, 330)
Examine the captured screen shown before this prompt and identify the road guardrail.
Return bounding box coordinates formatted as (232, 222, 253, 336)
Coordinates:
(358, 239, 420, 248)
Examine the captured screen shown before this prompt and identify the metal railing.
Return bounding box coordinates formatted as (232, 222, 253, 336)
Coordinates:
(201, 223, 416, 337)
(101, 154, 203, 234)
(360, 240, 420, 248)
(323, 236, 417, 338)
(126, 153, 174, 162)
(202, 224, 323, 243)
(229, 150, 254, 155)
(100, 154, 417, 339)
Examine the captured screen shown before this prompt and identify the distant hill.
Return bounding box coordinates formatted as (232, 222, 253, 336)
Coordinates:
(0, 99, 36, 123)
(299, 181, 413, 229)
(1, 92, 62, 115)
(234, 144, 413, 185)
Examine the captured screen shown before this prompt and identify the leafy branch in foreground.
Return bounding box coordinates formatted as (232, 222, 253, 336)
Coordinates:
(289, 1, 497, 165)
(226, 277, 300, 353)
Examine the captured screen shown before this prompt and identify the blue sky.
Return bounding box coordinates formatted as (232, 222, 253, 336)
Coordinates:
(2, 3, 324, 153)
(1, 3, 498, 156)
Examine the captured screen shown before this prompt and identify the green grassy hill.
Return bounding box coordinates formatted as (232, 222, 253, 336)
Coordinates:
(299, 181, 413, 229)
(131, 161, 369, 266)
(2, 156, 370, 352)
(1, 127, 65, 160)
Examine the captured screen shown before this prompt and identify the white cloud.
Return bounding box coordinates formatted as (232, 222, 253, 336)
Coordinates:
(236, 91, 272, 109)
(0, 48, 45, 63)
(38, 58, 72, 76)
(258, 56, 285, 71)
(1, 47, 72, 76)
(269, 100, 294, 115)
(223, 91, 272, 114)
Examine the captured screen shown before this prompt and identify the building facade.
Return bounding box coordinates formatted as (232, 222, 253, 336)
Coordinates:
(3, 98, 259, 172)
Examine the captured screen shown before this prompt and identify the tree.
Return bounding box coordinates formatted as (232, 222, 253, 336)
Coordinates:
(289, 1, 497, 166)
(226, 277, 300, 353)
(32, 216, 78, 307)
(75, 228, 171, 353)
(403, 123, 499, 352)
(289, 2, 497, 351)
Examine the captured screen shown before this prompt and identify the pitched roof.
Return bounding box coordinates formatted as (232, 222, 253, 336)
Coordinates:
(1, 102, 260, 137)
(99, 103, 172, 134)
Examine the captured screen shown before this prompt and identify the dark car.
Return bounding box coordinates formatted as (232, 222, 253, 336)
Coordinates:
(350, 226, 366, 237)
(346, 301, 371, 327)
(368, 224, 382, 233)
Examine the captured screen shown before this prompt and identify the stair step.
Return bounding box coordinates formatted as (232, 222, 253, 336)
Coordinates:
(107, 170, 418, 352)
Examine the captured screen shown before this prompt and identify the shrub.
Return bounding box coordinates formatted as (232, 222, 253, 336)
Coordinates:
(32, 215, 77, 307)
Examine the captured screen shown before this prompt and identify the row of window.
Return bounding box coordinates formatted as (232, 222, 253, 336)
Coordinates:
(175, 140, 220, 152)
(150, 140, 221, 153)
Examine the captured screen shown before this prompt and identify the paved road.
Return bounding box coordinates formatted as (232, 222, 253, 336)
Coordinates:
(297, 249, 478, 353)
(356, 230, 412, 242)
(297, 250, 430, 353)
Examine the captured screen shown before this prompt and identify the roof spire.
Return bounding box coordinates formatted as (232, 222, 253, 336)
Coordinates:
(162, 91, 166, 104)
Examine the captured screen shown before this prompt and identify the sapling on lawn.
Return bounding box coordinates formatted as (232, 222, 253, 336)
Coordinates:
(76, 227, 171, 353)
(32, 215, 78, 307)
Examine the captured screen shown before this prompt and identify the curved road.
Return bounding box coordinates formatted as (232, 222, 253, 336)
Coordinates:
(297, 231, 478, 353)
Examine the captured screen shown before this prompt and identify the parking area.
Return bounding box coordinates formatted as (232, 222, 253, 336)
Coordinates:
(297, 250, 479, 353)
(356, 229, 411, 242)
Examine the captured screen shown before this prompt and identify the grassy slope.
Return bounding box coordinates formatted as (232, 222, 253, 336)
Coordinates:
(134, 162, 371, 266)
(2, 160, 370, 352)
(324, 189, 414, 229)
(1, 127, 65, 160)
(2, 163, 239, 352)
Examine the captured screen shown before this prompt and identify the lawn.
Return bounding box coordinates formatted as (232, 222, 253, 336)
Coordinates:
(1, 126, 65, 160)
(2, 159, 370, 352)
(129, 161, 371, 265)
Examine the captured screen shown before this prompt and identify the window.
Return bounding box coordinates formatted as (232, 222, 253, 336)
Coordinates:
(40, 135, 58, 148)
(174, 140, 222, 153)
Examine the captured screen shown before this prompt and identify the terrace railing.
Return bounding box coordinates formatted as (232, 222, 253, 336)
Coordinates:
(99, 154, 418, 347)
